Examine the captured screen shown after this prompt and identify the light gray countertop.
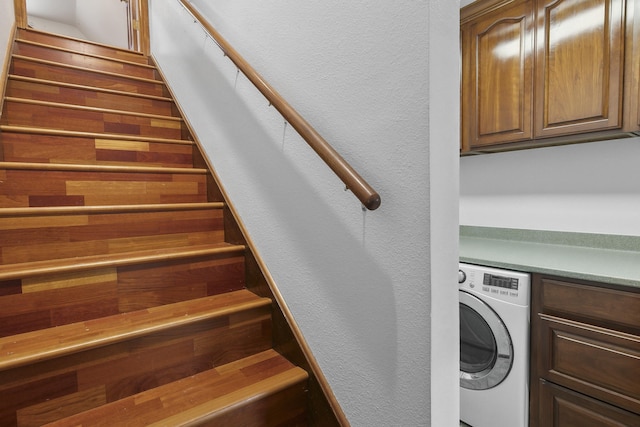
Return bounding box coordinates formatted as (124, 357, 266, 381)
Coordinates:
(460, 226, 640, 288)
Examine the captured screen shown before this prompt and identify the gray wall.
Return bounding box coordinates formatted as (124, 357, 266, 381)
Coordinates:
(460, 138, 640, 236)
(150, 0, 460, 425)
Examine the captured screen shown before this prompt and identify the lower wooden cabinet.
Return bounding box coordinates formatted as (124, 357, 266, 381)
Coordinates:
(539, 380, 640, 426)
(530, 275, 640, 426)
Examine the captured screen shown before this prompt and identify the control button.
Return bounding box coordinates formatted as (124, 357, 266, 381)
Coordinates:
(458, 270, 466, 283)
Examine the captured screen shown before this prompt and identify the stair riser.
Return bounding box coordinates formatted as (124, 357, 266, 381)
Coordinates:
(10, 57, 167, 97)
(0, 168, 207, 207)
(1, 100, 186, 140)
(14, 42, 158, 80)
(1, 132, 194, 168)
(16, 29, 149, 65)
(0, 208, 224, 264)
(0, 253, 246, 337)
(6, 78, 178, 117)
(0, 307, 273, 427)
(197, 383, 308, 427)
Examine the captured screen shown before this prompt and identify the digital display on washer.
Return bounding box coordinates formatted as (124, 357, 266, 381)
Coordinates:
(483, 273, 519, 290)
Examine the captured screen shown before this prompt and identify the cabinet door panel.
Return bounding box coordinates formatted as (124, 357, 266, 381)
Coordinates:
(538, 315, 640, 413)
(627, 0, 640, 130)
(539, 380, 640, 427)
(539, 277, 640, 334)
(462, 0, 534, 148)
(535, 0, 625, 137)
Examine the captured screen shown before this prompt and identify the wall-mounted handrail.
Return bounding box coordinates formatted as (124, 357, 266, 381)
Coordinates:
(177, 0, 381, 210)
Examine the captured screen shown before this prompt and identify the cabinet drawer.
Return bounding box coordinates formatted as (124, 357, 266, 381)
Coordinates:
(539, 380, 640, 427)
(538, 314, 640, 414)
(539, 277, 640, 334)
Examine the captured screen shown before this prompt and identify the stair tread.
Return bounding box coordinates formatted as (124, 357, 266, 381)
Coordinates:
(42, 349, 307, 427)
(16, 28, 148, 63)
(4, 96, 183, 122)
(8, 74, 173, 102)
(0, 161, 206, 174)
(0, 289, 270, 372)
(15, 38, 156, 70)
(0, 242, 245, 281)
(0, 202, 224, 217)
(0, 125, 193, 145)
(11, 54, 164, 85)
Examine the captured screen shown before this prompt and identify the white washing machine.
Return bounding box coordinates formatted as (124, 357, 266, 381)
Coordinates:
(459, 263, 530, 427)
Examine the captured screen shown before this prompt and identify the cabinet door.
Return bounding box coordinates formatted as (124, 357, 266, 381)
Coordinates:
(625, 0, 640, 131)
(534, 0, 626, 138)
(461, 0, 534, 149)
(537, 314, 640, 414)
(539, 380, 640, 427)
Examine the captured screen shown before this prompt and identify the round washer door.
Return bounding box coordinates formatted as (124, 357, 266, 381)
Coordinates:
(459, 290, 513, 390)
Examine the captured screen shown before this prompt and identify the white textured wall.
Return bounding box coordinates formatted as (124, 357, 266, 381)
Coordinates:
(460, 138, 640, 236)
(150, 0, 459, 426)
(0, 0, 15, 46)
(76, 0, 128, 49)
(27, 0, 77, 25)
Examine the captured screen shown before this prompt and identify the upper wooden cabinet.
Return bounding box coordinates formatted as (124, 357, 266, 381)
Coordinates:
(461, 0, 534, 149)
(461, 0, 640, 153)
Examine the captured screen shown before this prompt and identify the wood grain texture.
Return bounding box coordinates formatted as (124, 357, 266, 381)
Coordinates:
(6, 76, 177, 116)
(43, 350, 307, 427)
(13, 40, 159, 80)
(0, 167, 207, 207)
(530, 274, 640, 426)
(10, 56, 168, 97)
(0, 291, 274, 426)
(534, 0, 625, 137)
(461, 0, 636, 153)
(461, 0, 534, 148)
(1, 99, 184, 139)
(0, 27, 344, 426)
(16, 28, 149, 64)
(539, 380, 640, 427)
(0, 207, 224, 263)
(1, 132, 194, 168)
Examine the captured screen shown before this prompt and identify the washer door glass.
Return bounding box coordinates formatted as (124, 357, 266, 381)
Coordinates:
(459, 291, 513, 390)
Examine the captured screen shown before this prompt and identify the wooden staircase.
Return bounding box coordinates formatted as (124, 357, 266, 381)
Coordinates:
(0, 28, 343, 427)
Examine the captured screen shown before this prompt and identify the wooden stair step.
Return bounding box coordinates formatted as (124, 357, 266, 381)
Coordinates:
(1, 98, 185, 140)
(10, 55, 168, 97)
(0, 291, 275, 426)
(0, 289, 269, 372)
(6, 75, 178, 117)
(0, 130, 195, 168)
(0, 202, 226, 265)
(0, 161, 208, 207)
(42, 350, 308, 427)
(0, 235, 246, 338)
(0, 240, 245, 280)
(16, 28, 149, 65)
(0, 125, 192, 145)
(14, 39, 159, 80)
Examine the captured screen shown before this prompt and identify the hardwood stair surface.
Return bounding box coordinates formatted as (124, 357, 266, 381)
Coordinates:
(6, 75, 178, 116)
(0, 28, 342, 426)
(16, 28, 150, 65)
(42, 350, 308, 427)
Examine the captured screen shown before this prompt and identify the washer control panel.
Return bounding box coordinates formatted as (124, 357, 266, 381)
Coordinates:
(459, 263, 530, 306)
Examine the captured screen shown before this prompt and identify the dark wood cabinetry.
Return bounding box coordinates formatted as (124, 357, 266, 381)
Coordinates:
(460, 0, 534, 150)
(534, 0, 626, 138)
(461, 0, 640, 153)
(530, 275, 640, 427)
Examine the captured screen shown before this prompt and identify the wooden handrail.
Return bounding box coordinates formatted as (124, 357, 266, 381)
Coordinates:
(176, 0, 381, 210)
